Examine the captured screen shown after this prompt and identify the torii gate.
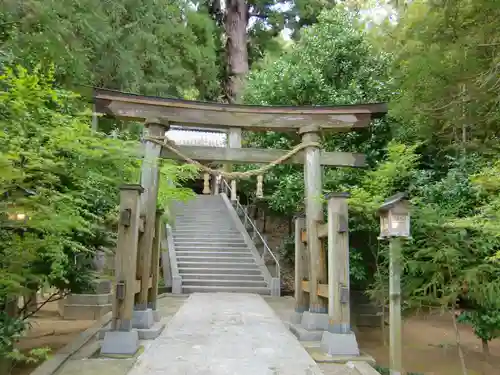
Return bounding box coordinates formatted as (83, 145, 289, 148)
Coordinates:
(92, 88, 387, 355)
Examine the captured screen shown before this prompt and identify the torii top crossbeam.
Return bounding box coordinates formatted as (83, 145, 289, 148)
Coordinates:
(93, 88, 387, 132)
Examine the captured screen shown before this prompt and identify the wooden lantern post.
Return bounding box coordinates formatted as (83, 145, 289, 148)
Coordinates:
(378, 192, 411, 375)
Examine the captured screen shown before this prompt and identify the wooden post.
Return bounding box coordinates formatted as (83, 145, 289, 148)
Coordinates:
(112, 184, 143, 331)
(294, 215, 309, 313)
(301, 126, 327, 313)
(389, 237, 403, 375)
(136, 120, 167, 309)
(148, 209, 163, 311)
(327, 193, 351, 333)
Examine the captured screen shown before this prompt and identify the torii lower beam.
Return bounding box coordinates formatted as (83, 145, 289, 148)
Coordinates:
(161, 145, 366, 167)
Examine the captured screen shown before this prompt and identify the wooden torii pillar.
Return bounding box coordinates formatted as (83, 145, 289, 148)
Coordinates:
(101, 118, 169, 356)
(92, 88, 387, 351)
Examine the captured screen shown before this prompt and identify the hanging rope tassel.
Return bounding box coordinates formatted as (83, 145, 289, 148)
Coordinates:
(256, 175, 264, 199)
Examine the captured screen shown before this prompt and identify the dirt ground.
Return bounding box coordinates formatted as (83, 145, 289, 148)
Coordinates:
(357, 312, 500, 375)
(11, 301, 94, 375)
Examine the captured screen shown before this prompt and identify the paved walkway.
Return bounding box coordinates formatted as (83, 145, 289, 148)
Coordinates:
(128, 293, 323, 375)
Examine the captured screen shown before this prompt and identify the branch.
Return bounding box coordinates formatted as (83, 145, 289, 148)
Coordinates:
(19, 290, 69, 321)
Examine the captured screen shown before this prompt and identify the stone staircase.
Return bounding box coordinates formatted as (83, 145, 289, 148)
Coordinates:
(168, 194, 274, 295)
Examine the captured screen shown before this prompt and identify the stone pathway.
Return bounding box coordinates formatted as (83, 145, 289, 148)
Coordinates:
(128, 293, 323, 375)
(53, 294, 355, 375)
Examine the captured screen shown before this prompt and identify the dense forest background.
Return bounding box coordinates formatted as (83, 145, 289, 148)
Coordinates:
(1, 0, 500, 367)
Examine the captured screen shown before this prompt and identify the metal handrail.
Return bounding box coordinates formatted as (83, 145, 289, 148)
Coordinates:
(220, 178, 280, 280)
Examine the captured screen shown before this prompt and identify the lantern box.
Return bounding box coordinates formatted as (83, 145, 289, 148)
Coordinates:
(378, 192, 410, 239)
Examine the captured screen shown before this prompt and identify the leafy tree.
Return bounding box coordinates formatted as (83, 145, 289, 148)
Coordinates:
(457, 308, 500, 354)
(243, 7, 391, 215)
(0, 65, 195, 368)
(386, 0, 500, 161)
(0, 0, 221, 99)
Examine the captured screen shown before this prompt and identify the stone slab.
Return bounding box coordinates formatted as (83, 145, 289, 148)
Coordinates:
(289, 323, 324, 341)
(320, 331, 360, 357)
(66, 293, 112, 306)
(100, 330, 140, 356)
(305, 345, 374, 365)
(127, 293, 323, 375)
(61, 304, 112, 320)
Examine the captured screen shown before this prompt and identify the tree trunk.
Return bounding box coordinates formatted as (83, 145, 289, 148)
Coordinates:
(482, 338, 490, 355)
(224, 0, 249, 103)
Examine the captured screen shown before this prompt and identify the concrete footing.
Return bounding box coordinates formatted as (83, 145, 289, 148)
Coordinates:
(152, 309, 161, 323)
(301, 311, 329, 330)
(289, 311, 330, 341)
(100, 330, 139, 356)
(320, 331, 360, 357)
(289, 323, 324, 341)
(132, 308, 154, 329)
(289, 311, 304, 324)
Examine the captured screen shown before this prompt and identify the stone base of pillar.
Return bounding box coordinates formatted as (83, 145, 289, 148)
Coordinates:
(301, 311, 329, 330)
(320, 331, 360, 357)
(289, 311, 303, 324)
(288, 311, 329, 341)
(101, 330, 139, 357)
(99, 321, 165, 341)
(132, 308, 155, 329)
(152, 309, 161, 322)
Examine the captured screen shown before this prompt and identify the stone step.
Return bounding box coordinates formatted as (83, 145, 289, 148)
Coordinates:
(174, 218, 233, 223)
(174, 246, 250, 251)
(182, 279, 268, 288)
(173, 229, 239, 233)
(177, 261, 260, 269)
(176, 256, 256, 264)
(178, 267, 263, 275)
(174, 237, 246, 243)
(352, 313, 384, 328)
(179, 273, 265, 281)
(182, 285, 270, 295)
(176, 251, 253, 258)
(173, 225, 236, 231)
(173, 233, 241, 238)
(174, 242, 248, 248)
(174, 247, 250, 254)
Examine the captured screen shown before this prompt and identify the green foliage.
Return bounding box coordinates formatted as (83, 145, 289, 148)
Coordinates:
(457, 308, 500, 347)
(243, 7, 392, 217)
(0, 65, 195, 364)
(0, 0, 221, 99)
(387, 0, 500, 156)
